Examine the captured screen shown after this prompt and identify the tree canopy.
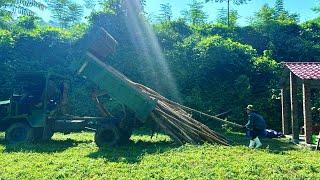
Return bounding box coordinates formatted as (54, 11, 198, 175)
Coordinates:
(182, 0, 208, 25)
(0, 0, 320, 129)
(48, 0, 84, 28)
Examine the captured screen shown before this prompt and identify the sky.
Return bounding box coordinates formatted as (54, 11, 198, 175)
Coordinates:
(145, 0, 319, 25)
(36, 0, 319, 26)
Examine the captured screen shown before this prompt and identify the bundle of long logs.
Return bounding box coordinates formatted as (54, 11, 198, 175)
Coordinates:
(128, 80, 231, 146)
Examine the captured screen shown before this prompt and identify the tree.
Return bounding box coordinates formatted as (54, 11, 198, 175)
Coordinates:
(250, 2, 298, 26)
(48, 0, 84, 28)
(157, 3, 173, 22)
(182, 0, 208, 25)
(67, 2, 84, 24)
(191, 35, 257, 121)
(206, 0, 250, 27)
(250, 4, 275, 26)
(84, 0, 100, 10)
(0, 0, 46, 29)
(312, 0, 320, 15)
(274, 0, 299, 23)
(0, 0, 46, 16)
(313, 7, 320, 14)
(98, 0, 145, 15)
(274, 0, 284, 17)
(216, 8, 238, 27)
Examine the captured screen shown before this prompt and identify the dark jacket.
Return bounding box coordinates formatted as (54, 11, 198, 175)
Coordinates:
(245, 112, 266, 130)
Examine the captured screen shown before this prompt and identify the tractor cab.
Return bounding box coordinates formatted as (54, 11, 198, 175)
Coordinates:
(11, 72, 47, 116)
(0, 100, 10, 120)
(0, 72, 68, 143)
(9, 72, 65, 118)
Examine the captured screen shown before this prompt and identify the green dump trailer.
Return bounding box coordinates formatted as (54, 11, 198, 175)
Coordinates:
(77, 27, 158, 147)
(0, 27, 157, 147)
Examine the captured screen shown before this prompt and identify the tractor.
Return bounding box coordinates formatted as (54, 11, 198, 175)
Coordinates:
(0, 27, 157, 147)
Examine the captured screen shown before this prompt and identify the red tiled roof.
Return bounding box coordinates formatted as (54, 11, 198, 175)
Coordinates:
(284, 62, 320, 80)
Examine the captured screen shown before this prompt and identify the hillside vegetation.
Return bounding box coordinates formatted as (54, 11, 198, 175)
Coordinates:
(1, 0, 320, 130)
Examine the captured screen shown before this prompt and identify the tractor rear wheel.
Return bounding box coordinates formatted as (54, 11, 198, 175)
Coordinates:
(5, 122, 35, 144)
(94, 122, 121, 148)
(118, 129, 132, 144)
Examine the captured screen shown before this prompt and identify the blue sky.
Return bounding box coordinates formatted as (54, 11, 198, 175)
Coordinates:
(37, 0, 319, 26)
(145, 0, 319, 25)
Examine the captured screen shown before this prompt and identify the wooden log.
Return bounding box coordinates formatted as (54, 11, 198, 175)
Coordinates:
(156, 111, 196, 144)
(155, 108, 205, 143)
(281, 87, 290, 135)
(290, 72, 299, 143)
(151, 113, 183, 144)
(155, 102, 229, 145)
(127, 77, 230, 145)
(157, 112, 228, 145)
(162, 106, 229, 142)
(302, 80, 312, 144)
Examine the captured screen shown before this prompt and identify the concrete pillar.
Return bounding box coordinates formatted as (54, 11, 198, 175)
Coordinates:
(302, 80, 312, 144)
(281, 88, 290, 135)
(290, 72, 299, 143)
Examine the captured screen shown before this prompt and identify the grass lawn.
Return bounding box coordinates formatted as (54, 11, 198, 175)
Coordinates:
(0, 130, 320, 179)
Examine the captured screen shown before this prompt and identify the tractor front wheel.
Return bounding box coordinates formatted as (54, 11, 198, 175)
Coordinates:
(5, 122, 34, 144)
(94, 122, 121, 148)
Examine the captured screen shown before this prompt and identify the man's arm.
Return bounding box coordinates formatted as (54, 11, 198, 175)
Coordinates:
(245, 114, 254, 130)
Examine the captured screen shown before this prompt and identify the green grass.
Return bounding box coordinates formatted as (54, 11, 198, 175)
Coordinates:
(0, 131, 320, 179)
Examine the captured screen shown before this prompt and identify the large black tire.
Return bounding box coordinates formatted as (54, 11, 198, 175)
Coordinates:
(118, 129, 132, 144)
(94, 122, 121, 148)
(42, 130, 54, 141)
(33, 128, 43, 142)
(5, 122, 35, 144)
(33, 128, 54, 142)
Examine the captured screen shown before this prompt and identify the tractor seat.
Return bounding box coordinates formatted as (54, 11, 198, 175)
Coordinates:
(11, 94, 23, 101)
(0, 100, 10, 105)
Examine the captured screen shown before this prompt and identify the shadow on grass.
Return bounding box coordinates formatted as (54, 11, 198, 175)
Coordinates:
(207, 120, 299, 153)
(88, 128, 299, 165)
(0, 127, 300, 159)
(88, 130, 298, 165)
(225, 131, 298, 153)
(0, 138, 91, 153)
(88, 139, 178, 164)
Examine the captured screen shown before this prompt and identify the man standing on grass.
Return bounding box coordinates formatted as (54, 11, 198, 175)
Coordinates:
(244, 105, 266, 148)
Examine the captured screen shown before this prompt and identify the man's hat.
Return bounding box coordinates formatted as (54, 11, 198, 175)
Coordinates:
(246, 104, 254, 111)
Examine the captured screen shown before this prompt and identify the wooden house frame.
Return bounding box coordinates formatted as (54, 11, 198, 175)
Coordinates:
(281, 62, 320, 145)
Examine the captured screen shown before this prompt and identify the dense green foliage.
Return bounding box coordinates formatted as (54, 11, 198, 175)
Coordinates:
(1, 0, 320, 129)
(1, 132, 320, 179)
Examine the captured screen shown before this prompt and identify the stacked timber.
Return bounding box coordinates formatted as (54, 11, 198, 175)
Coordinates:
(129, 81, 230, 146)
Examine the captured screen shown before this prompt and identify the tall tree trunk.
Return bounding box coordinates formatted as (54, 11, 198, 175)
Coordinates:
(227, 0, 230, 27)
